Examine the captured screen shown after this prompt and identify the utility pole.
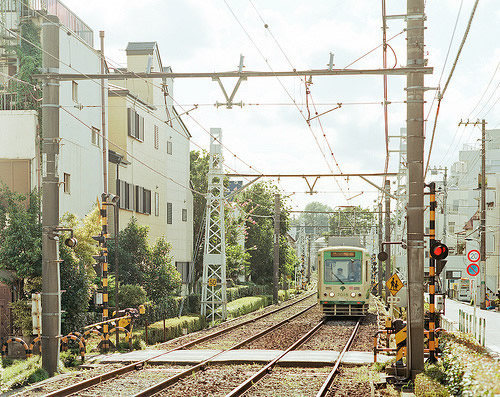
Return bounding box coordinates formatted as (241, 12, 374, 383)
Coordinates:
(273, 193, 280, 303)
(442, 167, 448, 244)
(385, 179, 391, 301)
(41, 15, 60, 376)
(100, 31, 107, 193)
(378, 202, 383, 297)
(480, 119, 486, 309)
(406, 0, 426, 378)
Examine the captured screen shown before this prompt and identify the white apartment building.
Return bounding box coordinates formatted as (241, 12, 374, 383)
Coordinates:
(0, 1, 104, 217)
(107, 42, 193, 268)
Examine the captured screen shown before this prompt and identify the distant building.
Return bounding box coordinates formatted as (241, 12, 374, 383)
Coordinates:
(107, 42, 193, 268)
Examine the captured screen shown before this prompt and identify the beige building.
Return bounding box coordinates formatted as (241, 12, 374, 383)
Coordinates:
(107, 42, 193, 267)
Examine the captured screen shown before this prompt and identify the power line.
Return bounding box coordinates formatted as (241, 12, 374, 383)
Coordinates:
(424, 0, 480, 177)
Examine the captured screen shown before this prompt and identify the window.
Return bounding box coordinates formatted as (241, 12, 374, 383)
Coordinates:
(143, 189, 151, 215)
(154, 125, 159, 149)
(127, 108, 144, 141)
(135, 186, 144, 213)
(155, 192, 159, 216)
(91, 127, 100, 147)
(167, 202, 173, 224)
(118, 180, 135, 211)
(167, 140, 172, 155)
(182, 208, 187, 222)
(63, 173, 70, 193)
(72, 81, 78, 103)
(448, 221, 455, 234)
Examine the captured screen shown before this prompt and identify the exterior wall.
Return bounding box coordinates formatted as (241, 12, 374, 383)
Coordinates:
(58, 26, 104, 218)
(108, 45, 193, 265)
(0, 110, 38, 192)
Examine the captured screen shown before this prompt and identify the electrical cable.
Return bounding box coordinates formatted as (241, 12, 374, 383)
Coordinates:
(424, 0, 480, 177)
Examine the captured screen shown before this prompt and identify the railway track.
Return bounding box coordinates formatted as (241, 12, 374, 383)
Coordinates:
(24, 292, 316, 397)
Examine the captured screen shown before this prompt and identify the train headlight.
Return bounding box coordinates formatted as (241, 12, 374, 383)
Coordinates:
(350, 292, 356, 298)
(329, 292, 335, 297)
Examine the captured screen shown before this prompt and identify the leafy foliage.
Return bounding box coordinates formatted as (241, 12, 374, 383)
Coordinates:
(108, 218, 182, 304)
(237, 181, 293, 284)
(328, 205, 375, 236)
(0, 356, 48, 392)
(0, 186, 41, 293)
(118, 284, 147, 308)
(295, 201, 333, 235)
(143, 237, 181, 301)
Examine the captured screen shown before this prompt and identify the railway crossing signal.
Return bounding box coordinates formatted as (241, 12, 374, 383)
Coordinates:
(430, 242, 448, 261)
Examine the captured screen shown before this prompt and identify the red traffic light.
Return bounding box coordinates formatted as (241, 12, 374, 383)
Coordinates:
(430, 242, 448, 260)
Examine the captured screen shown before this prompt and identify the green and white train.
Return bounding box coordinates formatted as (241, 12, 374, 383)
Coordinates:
(317, 245, 371, 316)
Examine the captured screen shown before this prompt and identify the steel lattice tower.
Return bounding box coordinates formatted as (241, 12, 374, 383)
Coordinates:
(200, 128, 227, 323)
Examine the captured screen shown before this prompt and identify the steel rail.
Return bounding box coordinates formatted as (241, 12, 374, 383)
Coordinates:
(133, 302, 318, 397)
(44, 292, 315, 397)
(225, 319, 326, 397)
(316, 317, 362, 397)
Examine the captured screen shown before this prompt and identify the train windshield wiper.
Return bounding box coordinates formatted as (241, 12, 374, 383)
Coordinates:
(333, 274, 345, 284)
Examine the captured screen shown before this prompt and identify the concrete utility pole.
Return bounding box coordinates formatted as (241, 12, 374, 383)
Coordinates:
(406, 0, 426, 378)
(273, 193, 280, 303)
(480, 119, 486, 308)
(100, 31, 107, 193)
(378, 202, 383, 297)
(41, 15, 60, 376)
(385, 180, 391, 301)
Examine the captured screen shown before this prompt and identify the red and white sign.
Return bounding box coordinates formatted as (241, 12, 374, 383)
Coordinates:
(467, 250, 480, 262)
(467, 263, 480, 277)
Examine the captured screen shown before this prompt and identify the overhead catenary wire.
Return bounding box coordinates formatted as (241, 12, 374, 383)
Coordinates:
(0, 16, 263, 184)
(224, 0, 351, 202)
(424, 0, 480, 178)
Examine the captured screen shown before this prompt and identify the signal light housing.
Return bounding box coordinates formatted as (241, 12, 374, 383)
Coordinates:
(430, 242, 449, 260)
(92, 234, 106, 244)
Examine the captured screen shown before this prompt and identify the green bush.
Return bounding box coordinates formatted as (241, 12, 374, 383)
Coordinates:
(227, 295, 270, 318)
(0, 356, 48, 392)
(118, 284, 147, 308)
(137, 315, 206, 345)
(415, 363, 449, 397)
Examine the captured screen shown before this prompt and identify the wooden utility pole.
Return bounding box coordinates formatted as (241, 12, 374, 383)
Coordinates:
(41, 15, 60, 376)
(273, 194, 280, 303)
(406, 0, 426, 378)
(384, 180, 391, 301)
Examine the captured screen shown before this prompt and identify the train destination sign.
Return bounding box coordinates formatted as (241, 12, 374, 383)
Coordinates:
(467, 249, 480, 262)
(330, 251, 355, 257)
(467, 263, 480, 277)
(386, 273, 403, 296)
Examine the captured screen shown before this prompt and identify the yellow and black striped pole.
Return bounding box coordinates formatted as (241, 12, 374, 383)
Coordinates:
(428, 182, 436, 363)
(100, 194, 109, 351)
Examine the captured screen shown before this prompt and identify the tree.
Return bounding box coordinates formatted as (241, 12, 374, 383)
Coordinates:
(143, 237, 181, 301)
(296, 201, 334, 236)
(190, 150, 210, 281)
(108, 217, 150, 286)
(328, 206, 375, 237)
(238, 182, 293, 284)
(0, 186, 41, 299)
(58, 207, 101, 334)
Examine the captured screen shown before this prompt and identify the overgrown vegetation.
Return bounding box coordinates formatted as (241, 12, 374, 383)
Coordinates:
(0, 356, 48, 392)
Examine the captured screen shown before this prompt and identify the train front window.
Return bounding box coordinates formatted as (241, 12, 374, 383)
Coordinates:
(324, 258, 362, 283)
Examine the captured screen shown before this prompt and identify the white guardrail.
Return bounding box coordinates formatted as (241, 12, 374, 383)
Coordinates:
(441, 310, 486, 347)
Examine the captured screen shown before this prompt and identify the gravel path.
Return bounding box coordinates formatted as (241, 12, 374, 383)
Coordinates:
(155, 364, 262, 397)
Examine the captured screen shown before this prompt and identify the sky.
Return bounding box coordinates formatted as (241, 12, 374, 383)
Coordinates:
(61, 0, 500, 212)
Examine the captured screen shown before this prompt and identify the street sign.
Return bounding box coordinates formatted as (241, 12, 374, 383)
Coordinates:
(467, 249, 480, 262)
(387, 296, 401, 304)
(386, 273, 403, 296)
(208, 278, 217, 287)
(467, 263, 480, 277)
